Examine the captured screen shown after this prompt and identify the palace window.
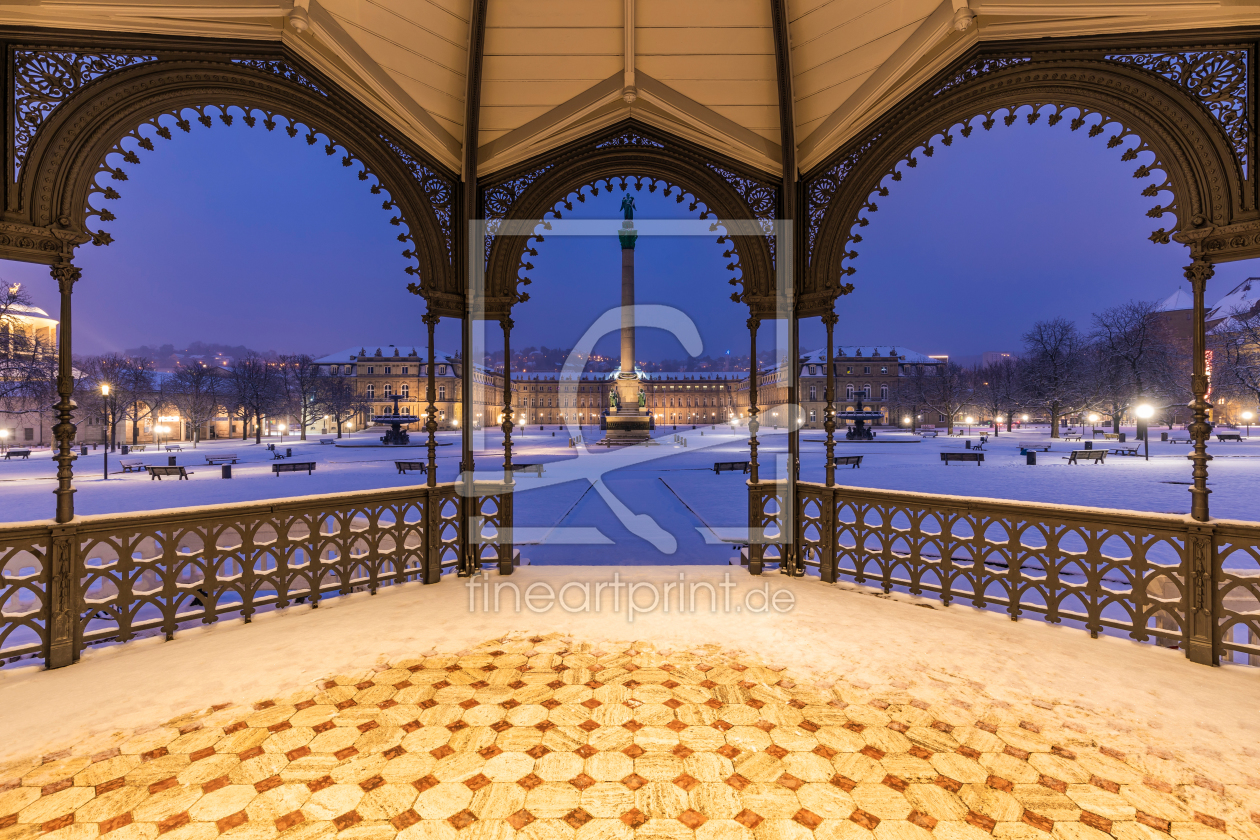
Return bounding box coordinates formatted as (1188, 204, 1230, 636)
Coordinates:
(438, 365, 447, 375)
(809, 385, 816, 401)
(880, 366, 888, 374)
(809, 409, 816, 422)
(384, 384, 393, 397)
(402, 367, 409, 375)
(845, 385, 854, 400)
(845, 366, 853, 375)
(863, 366, 871, 374)
(864, 385, 872, 399)
(367, 366, 375, 374)
(402, 384, 410, 398)
(438, 385, 446, 400)
(384, 367, 392, 374)
(880, 385, 888, 400)
(808, 365, 816, 376)
(331, 365, 339, 375)
(366, 384, 375, 398)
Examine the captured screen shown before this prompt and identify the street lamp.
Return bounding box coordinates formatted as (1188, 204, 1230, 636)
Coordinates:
(0, 428, 7, 454)
(1244, 410, 1254, 437)
(1088, 413, 1099, 436)
(278, 423, 286, 444)
(965, 415, 973, 436)
(101, 384, 110, 480)
(1135, 403, 1154, 461)
(155, 424, 166, 448)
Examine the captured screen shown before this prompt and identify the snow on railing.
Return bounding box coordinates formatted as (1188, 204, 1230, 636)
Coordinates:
(0, 484, 463, 668)
(749, 480, 1260, 667)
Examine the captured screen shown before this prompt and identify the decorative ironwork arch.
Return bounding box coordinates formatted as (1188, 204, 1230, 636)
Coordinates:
(480, 122, 779, 319)
(805, 42, 1255, 313)
(3, 39, 458, 308)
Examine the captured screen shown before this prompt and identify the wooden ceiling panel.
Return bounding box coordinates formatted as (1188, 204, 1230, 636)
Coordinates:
(638, 0, 772, 28)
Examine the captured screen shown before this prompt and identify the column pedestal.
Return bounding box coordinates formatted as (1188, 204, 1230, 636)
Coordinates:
(601, 220, 651, 446)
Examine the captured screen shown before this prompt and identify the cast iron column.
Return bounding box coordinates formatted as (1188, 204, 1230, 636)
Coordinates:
(424, 310, 439, 488)
(502, 316, 514, 483)
(823, 310, 836, 488)
(748, 317, 761, 482)
(1185, 257, 1214, 522)
(51, 261, 80, 523)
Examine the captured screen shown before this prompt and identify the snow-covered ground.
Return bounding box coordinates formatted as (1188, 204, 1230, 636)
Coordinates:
(1, 425, 1256, 566)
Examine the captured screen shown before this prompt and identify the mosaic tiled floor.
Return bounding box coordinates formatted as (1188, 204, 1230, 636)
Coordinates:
(2, 635, 1258, 840)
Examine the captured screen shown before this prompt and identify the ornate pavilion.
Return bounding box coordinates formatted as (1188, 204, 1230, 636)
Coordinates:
(0, 3, 1258, 838)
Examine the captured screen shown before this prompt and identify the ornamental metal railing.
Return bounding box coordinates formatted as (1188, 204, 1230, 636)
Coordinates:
(0, 483, 483, 669)
(750, 480, 1260, 667)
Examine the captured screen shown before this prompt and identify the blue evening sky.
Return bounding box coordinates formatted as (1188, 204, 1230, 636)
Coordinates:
(3, 115, 1253, 362)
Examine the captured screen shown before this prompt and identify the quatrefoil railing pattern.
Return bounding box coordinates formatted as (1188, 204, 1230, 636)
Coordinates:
(0, 484, 461, 666)
(749, 480, 1259, 667)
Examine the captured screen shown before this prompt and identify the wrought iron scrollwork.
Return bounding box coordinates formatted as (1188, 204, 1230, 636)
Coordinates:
(934, 56, 1031, 96)
(805, 134, 879, 267)
(482, 164, 553, 262)
(1106, 49, 1251, 172)
(381, 135, 454, 263)
(13, 50, 156, 177)
(231, 58, 327, 97)
(594, 130, 665, 149)
(706, 163, 777, 265)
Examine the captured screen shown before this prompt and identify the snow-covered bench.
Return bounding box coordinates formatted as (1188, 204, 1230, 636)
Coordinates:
(319, 438, 334, 444)
(714, 461, 750, 475)
(1019, 445, 1050, 454)
(270, 449, 288, 459)
(1110, 446, 1140, 456)
(918, 430, 939, 437)
(1217, 433, 1242, 442)
(833, 455, 862, 469)
(940, 452, 983, 465)
(146, 465, 190, 480)
(205, 454, 239, 464)
(395, 461, 427, 475)
(119, 459, 146, 473)
(273, 461, 315, 476)
(165, 445, 182, 452)
(1065, 450, 1106, 464)
(1062, 434, 1083, 441)
(3, 449, 31, 460)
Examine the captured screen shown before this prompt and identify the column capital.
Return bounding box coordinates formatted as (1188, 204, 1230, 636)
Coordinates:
(50, 261, 80, 294)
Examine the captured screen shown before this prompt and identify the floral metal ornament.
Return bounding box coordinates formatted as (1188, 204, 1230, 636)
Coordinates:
(934, 56, 1031, 96)
(1106, 49, 1251, 172)
(594, 130, 665, 149)
(482, 164, 553, 262)
(805, 134, 879, 267)
(381, 135, 454, 262)
(707, 163, 778, 265)
(12, 50, 156, 177)
(231, 58, 327, 97)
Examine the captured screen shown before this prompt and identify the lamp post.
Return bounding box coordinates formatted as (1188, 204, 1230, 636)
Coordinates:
(1088, 413, 1099, 436)
(278, 423, 286, 444)
(1136, 404, 1154, 461)
(0, 428, 7, 454)
(155, 424, 166, 449)
(1244, 410, 1254, 437)
(995, 415, 1003, 437)
(101, 384, 110, 480)
(965, 415, 973, 436)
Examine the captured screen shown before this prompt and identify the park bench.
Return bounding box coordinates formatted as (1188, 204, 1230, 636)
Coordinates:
(1019, 445, 1051, 455)
(205, 454, 239, 465)
(270, 449, 288, 459)
(1217, 433, 1243, 442)
(1104, 433, 1120, 440)
(319, 438, 334, 444)
(1062, 434, 1083, 441)
(714, 461, 751, 475)
(128, 445, 146, 452)
(119, 459, 146, 473)
(940, 452, 984, 465)
(510, 463, 545, 477)
(146, 465, 190, 480)
(833, 455, 863, 469)
(3, 449, 31, 460)
(918, 430, 939, 437)
(165, 445, 182, 452)
(395, 461, 427, 475)
(273, 461, 315, 476)
(1110, 446, 1141, 456)
(970, 440, 987, 451)
(1168, 438, 1193, 444)
(1065, 449, 1107, 464)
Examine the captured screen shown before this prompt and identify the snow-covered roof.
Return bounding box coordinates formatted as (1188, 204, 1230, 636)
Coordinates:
(1208, 277, 1258, 321)
(798, 346, 940, 365)
(1156, 287, 1194, 312)
(3, 302, 56, 323)
(314, 345, 452, 364)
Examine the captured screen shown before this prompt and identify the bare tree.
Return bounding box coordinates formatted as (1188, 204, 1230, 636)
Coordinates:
(1090, 300, 1176, 427)
(919, 362, 971, 434)
(278, 354, 321, 441)
(972, 358, 1020, 436)
(229, 353, 281, 444)
(315, 374, 366, 438)
(166, 364, 227, 447)
(1215, 306, 1260, 419)
(117, 357, 157, 445)
(1021, 318, 1089, 438)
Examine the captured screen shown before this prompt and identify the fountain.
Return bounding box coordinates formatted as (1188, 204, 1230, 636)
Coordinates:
(372, 394, 421, 445)
(836, 398, 884, 441)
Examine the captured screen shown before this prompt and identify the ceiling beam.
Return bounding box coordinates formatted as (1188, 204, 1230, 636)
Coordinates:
(770, 0, 795, 212)
(623, 0, 637, 103)
(478, 73, 623, 173)
(305, 0, 460, 162)
(637, 72, 781, 168)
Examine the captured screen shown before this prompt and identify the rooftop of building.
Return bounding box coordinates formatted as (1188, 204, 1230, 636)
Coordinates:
(313, 345, 452, 365)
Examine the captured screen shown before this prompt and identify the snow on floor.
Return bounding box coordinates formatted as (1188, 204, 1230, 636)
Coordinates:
(0, 566, 1256, 824)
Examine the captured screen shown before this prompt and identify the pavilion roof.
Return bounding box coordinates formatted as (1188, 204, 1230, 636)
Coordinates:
(9, 1, 1247, 177)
